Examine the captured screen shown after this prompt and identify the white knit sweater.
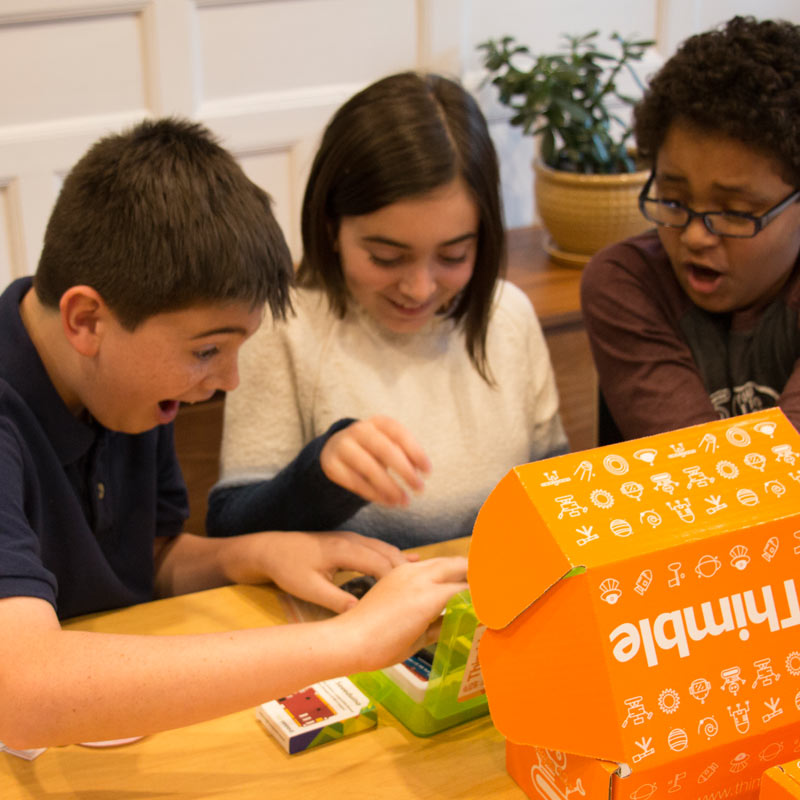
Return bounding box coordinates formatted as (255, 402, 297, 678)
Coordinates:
(216, 280, 567, 547)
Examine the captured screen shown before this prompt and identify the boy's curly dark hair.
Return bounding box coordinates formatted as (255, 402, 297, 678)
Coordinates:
(634, 16, 800, 186)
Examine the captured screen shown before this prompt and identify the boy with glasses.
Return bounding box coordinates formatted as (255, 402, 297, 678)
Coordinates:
(581, 16, 800, 441)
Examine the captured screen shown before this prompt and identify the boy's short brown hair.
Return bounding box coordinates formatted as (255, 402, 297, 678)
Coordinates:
(35, 117, 293, 328)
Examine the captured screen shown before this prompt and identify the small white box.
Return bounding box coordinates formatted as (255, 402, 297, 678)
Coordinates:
(257, 677, 377, 754)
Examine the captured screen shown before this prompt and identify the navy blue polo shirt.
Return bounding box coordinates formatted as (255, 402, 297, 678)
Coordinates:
(0, 278, 189, 619)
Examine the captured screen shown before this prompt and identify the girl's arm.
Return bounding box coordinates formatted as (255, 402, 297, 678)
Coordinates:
(206, 419, 367, 536)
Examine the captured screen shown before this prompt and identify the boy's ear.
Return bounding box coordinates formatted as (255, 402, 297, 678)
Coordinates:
(59, 285, 111, 357)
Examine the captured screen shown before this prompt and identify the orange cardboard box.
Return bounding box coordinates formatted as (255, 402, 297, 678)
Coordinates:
(761, 760, 800, 798)
(469, 409, 800, 799)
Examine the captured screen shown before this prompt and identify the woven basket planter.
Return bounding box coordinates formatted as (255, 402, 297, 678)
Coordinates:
(533, 159, 651, 267)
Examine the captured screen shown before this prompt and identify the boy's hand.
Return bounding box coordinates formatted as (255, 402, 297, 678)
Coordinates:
(333, 557, 469, 670)
(226, 530, 419, 613)
(320, 415, 431, 506)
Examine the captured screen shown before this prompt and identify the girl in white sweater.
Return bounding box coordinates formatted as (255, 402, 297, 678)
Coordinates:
(208, 72, 567, 547)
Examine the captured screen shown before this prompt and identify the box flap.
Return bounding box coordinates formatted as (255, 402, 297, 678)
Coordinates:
(506, 721, 800, 799)
(469, 467, 574, 629)
(481, 573, 626, 761)
(482, 519, 800, 766)
(763, 760, 800, 798)
(506, 741, 618, 800)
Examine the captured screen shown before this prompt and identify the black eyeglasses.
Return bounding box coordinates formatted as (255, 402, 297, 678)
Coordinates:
(638, 172, 800, 238)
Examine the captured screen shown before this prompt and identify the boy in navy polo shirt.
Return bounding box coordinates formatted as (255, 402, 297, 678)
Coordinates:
(0, 118, 467, 748)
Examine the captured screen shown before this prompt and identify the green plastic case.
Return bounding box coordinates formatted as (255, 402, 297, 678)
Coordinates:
(351, 589, 489, 736)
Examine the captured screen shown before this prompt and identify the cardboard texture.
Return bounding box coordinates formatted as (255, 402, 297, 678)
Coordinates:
(469, 409, 800, 799)
(761, 760, 800, 799)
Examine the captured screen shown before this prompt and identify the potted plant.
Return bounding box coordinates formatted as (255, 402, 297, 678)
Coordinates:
(480, 31, 655, 265)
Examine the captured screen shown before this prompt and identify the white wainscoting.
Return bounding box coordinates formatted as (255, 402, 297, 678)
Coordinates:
(0, 0, 797, 289)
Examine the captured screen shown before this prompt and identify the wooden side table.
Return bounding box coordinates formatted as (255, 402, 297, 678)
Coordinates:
(506, 226, 597, 454)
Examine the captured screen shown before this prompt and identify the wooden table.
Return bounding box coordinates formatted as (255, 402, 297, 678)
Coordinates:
(0, 540, 523, 799)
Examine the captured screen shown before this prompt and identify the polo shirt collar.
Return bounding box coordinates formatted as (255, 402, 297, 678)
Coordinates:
(0, 277, 97, 465)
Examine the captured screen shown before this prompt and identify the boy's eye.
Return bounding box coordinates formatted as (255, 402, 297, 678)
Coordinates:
(718, 211, 754, 228)
(656, 194, 684, 209)
(719, 206, 754, 218)
(193, 346, 220, 362)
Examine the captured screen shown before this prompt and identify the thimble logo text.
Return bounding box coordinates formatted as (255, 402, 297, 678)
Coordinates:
(609, 579, 800, 667)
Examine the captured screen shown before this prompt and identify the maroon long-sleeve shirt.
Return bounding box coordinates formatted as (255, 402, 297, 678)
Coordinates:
(581, 230, 800, 440)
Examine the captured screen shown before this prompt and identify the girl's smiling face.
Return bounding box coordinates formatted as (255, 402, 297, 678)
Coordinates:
(654, 121, 800, 314)
(335, 178, 480, 333)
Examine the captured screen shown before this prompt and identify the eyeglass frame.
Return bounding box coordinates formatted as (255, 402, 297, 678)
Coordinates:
(638, 171, 800, 239)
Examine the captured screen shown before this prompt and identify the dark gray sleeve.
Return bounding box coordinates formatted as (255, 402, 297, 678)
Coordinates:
(205, 418, 368, 536)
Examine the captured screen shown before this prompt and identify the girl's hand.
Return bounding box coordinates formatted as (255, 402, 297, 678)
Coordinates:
(320, 415, 431, 506)
(221, 530, 419, 614)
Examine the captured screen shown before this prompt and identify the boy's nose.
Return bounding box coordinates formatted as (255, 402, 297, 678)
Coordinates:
(680, 215, 720, 250)
(207, 358, 239, 393)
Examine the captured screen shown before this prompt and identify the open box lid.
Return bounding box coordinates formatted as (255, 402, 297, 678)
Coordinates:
(468, 409, 800, 766)
(469, 409, 799, 629)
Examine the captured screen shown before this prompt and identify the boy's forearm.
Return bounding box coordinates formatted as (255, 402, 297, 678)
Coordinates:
(2, 599, 361, 749)
(153, 531, 297, 597)
(152, 532, 241, 597)
(2, 556, 467, 749)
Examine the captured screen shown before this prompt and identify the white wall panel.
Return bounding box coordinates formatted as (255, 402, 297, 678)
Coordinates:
(699, 0, 800, 23)
(0, 182, 21, 286)
(142, 0, 198, 116)
(464, 0, 657, 72)
(0, 1, 162, 277)
(196, 0, 417, 100)
(0, 0, 798, 287)
(659, 0, 800, 58)
(0, 12, 148, 126)
(416, 0, 463, 75)
(235, 145, 296, 256)
(202, 90, 353, 262)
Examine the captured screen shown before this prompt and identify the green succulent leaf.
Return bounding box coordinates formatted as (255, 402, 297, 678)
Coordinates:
(480, 30, 651, 174)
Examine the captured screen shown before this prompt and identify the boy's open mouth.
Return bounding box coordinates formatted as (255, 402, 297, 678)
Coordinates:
(687, 263, 723, 294)
(158, 399, 180, 423)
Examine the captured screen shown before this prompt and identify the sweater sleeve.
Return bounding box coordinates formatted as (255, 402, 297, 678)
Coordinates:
(206, 418, 368, 536)
(209, 291, 368, 536)
(581, 234, 719, 439)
